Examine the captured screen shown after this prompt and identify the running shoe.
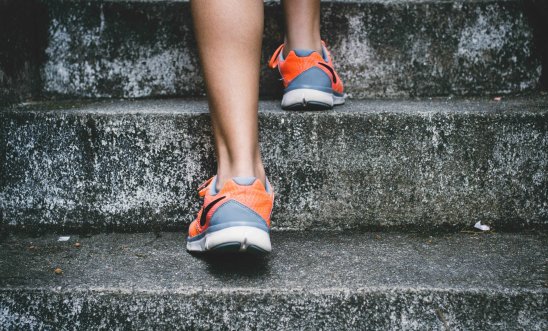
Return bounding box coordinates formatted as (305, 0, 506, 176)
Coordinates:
(268, 40, 346, 110)
(186, 176, 274, 253)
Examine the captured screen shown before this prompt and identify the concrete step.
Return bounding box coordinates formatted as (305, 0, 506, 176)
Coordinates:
(0, 0, 545, 103)
(1, 97, 547, 233)
(0, 231, 546, 329)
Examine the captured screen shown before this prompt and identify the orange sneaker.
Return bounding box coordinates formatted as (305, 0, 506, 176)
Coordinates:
(268, 40, 346, 110)
(186, 176, 274, 253)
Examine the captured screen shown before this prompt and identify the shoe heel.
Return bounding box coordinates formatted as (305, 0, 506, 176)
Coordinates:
(281, 88, 334, 110)
(187, 226, 271, 253)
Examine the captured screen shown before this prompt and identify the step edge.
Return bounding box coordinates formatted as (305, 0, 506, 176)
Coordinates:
(1, 286, 546, 295)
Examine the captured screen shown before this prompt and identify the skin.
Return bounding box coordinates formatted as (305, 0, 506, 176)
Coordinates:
(190, 0, 321, 190)
(283, 0, 322, 57)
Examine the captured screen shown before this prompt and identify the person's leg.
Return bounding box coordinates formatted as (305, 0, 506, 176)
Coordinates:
(190, 0, 265, 190)
(187, 0, 273, 253)
(282, 0, 322, 56)
(269, 0, 345, 110)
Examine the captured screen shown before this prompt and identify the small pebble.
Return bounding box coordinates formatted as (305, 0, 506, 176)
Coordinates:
(493, 96, 502, 101)
(74, 242, 81, 248)
(54, 267, 63, 275)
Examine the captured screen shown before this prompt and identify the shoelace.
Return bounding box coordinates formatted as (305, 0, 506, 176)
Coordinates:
(197, 176, 214, 197)
(268, 40, 331, 69)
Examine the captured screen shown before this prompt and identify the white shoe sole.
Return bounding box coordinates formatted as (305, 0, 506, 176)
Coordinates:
(186, 226, 272, 253)
(281, 88, 346, 110)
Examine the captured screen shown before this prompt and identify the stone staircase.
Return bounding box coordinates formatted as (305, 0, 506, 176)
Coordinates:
(1, 0, 547, 329)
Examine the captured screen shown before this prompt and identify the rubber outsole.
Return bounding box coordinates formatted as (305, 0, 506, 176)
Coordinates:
(186, 226, 272, 254)
(209, 242, 270, 255)
(281, 88, 346, 111)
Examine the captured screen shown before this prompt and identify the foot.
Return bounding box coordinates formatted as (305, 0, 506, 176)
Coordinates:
(186, 176, 274, 253)
(268, 40, 346, 111)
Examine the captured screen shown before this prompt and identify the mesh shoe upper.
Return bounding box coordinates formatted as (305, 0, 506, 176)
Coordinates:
(268, 41, 344, 96)
(188, 176, 274, 239)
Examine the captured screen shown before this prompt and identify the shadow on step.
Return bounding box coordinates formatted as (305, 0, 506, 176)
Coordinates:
(189, 251, 271, 278)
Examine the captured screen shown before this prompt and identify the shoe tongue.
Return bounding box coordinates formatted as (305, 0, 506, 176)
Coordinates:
(232, 177, 257, 186)
(293, 49, 316, 57)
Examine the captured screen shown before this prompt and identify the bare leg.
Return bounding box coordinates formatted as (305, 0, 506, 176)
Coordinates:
(190, 0, 265, 190)
(282, 0, 322, 56)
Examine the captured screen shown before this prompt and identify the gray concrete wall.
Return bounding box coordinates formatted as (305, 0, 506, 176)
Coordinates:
(0, 0, 544, 103)
(1, 98, 546, 233)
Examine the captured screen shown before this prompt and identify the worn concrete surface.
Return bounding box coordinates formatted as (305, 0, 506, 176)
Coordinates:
(0, 231, 546, 330)
(0, 97, 547, 232)
(0, 0, 48, 105)
(0, 0, 544, 102)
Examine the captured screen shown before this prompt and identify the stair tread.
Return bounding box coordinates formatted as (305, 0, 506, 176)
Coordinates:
(9, 95, 548, 115)
(1, 231, 546, 293)
(59, 0, 520, 3)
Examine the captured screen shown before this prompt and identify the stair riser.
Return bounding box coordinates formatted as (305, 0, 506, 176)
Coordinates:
(1, 290, 545, 330)
(1, 106, 546, 232)
(0, 0, 543, 102)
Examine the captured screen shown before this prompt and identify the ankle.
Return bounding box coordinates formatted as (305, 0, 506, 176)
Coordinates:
(283, 40, 322, 57)
(216, 163, 266, 191)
